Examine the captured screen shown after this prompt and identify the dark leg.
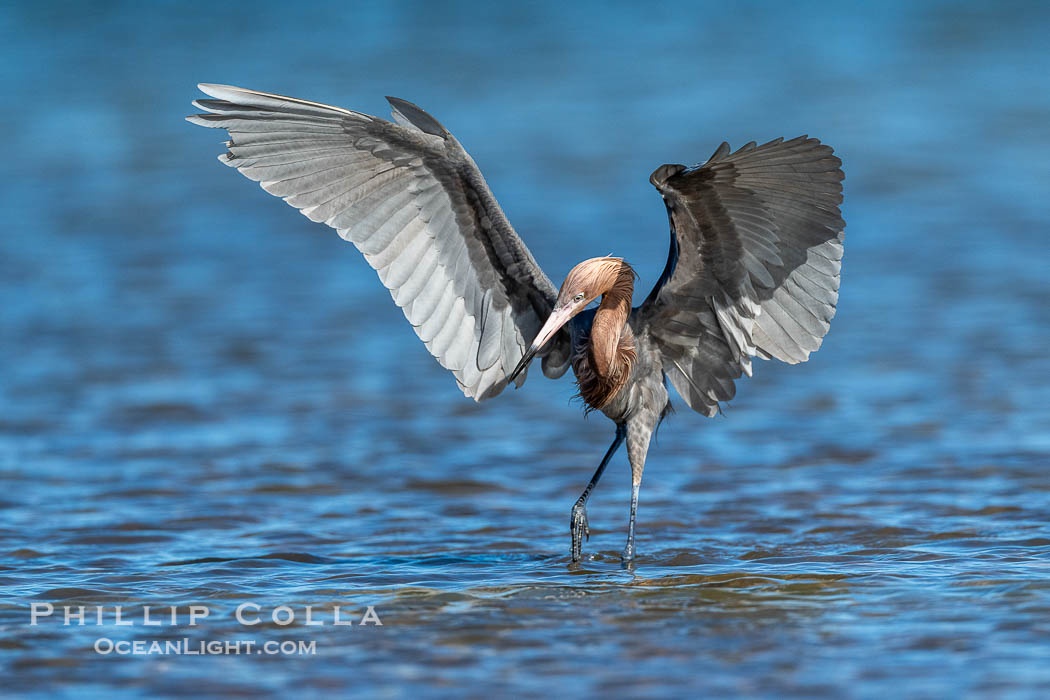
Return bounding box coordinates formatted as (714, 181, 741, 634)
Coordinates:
(570, 424, 626, 561)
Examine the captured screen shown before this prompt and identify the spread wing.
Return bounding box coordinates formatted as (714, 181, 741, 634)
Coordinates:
(637, 136, 845, 416)
(188, 84, 571, 401)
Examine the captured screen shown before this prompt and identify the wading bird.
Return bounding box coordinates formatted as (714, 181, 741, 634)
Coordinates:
(189, 84, 845, 562)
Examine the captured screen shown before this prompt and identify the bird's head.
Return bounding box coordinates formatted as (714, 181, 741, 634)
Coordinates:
(508, 257, 634, 383)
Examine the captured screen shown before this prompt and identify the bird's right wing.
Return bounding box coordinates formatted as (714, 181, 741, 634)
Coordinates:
(188, 84, 571, 400)
(636, 137, 845, 416)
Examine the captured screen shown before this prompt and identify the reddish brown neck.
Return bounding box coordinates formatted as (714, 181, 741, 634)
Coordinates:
(588, 268, 634, 379)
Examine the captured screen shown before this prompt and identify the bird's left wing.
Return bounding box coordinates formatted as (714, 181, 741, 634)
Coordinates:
(188, 84, 570, 400)
(636, 137, 845, 416)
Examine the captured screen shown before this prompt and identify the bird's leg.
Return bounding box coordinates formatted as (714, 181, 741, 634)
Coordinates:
(570, 424, 626, 562)
(622, 481, 641, 561)
(622, 417, 654, 563)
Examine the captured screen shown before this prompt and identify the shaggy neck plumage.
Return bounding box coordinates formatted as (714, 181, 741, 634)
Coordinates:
(590, 275, 633, 377)
(577, 260, 636, 410)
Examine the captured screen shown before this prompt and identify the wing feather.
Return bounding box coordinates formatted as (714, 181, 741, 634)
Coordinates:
(638, 137, 845, 415)
(393, 245, 441, 308)
(409, 268, 453, 325)
(476, 289, 503, 369)
(417, 280, 457, 343)
(430, 297, 468, 361)
(189, 84, 563, 400)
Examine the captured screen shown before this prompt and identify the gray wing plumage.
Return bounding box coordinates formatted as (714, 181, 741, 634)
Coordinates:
(188, 83, 569, 400)
(637, 136, 845, 416)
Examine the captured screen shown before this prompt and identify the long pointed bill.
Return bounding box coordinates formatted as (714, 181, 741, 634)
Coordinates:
(507, 305, 575, 383)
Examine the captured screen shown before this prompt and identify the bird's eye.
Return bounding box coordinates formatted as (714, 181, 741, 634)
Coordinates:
(573, 293, 585, 303)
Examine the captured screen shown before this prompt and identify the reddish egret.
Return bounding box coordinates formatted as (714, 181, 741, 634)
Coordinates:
(189, 85, 845, 562)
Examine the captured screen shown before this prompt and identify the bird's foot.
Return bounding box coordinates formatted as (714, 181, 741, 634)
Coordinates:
(570, 501, 590, 562)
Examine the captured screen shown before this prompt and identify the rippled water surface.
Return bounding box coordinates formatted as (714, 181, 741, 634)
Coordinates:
(3, 2, 1050, 697)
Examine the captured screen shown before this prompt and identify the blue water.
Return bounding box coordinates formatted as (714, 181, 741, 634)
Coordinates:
(2, 1, 1050, 697)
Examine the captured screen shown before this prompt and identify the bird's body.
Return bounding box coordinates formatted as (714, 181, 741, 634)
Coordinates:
(189, 84, 845, 562)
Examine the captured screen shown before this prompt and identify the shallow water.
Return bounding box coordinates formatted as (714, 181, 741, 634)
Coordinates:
(2, 1, 1050, 697)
